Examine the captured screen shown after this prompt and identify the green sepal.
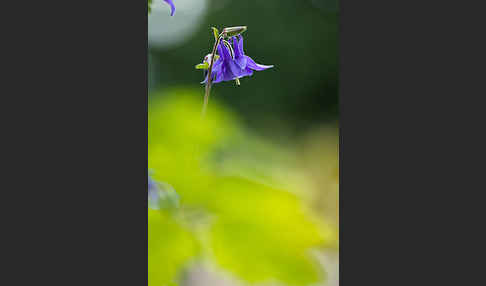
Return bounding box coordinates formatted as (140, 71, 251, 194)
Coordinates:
(211, 27, 220, 42)
(195, 62, 209, 70)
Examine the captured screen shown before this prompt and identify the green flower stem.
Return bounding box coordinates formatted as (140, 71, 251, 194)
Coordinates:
(202, 33, 223, 117)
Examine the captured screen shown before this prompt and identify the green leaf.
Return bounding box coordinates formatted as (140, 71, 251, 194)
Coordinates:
(195, 63, 209, 70)
(211, 27, 220, 42)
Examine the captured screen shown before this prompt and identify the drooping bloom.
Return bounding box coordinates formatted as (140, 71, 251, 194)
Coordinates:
(202, 41, 247, 84)
(201, 35, 273, 84)
(163, 0, 176, 16)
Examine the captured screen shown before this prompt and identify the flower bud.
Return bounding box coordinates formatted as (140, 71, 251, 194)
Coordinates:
(211, 27, 220, 41)
(222, 26, 247, 37)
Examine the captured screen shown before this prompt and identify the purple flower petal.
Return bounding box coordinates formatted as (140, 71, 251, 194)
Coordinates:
(233, 36, 247, 69)
(232, 37, 242, 57)
(212, 58, 223, 72)
(218, 41, 233, 61)
(228, 58, 245, 77)
(245, 56, 274, 71)
(216, 42, 242, 81)
(202, 67, 224, 84)
(220, 63, 237, 82)
(163, 0, 176, 16)
(201, 56, 224, 84)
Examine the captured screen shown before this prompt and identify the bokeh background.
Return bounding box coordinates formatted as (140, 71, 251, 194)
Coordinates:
(148, 0, 339, 285)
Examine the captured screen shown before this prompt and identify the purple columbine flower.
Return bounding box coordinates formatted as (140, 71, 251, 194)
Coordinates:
(202, 41, 246, 84)
(202, 36, 273, 84)
(163, 0, 176, 16)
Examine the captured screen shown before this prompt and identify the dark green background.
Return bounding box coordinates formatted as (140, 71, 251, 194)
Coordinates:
(149, 0, 338, 135)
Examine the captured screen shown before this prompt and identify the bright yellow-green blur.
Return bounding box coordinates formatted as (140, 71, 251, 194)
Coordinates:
(148, 88, 339, 286)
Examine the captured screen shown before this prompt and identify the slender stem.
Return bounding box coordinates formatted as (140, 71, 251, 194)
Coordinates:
(202, 34, 223, 117)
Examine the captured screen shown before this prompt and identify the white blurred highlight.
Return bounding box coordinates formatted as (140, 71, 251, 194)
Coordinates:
(148, 0, 209, 49)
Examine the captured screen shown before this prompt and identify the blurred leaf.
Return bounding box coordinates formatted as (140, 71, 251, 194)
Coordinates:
(211, 219, 323, 285)
(207, 177, 326, 285)
(148, 209, 198, 286)
(148, 88, 240, 199)
(158, 183, 180, 211)
(148, 90, 333, 285)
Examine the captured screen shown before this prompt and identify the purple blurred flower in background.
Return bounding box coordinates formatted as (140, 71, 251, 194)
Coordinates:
(148, 175, 160, 206)
(148, 174, 179, 210)
(163, 0, 176, 16)
(202, 35, 273, 84)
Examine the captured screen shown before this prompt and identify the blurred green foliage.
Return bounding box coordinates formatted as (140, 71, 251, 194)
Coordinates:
(148, 209, 198, 286)
(148, 88, 338, 286)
